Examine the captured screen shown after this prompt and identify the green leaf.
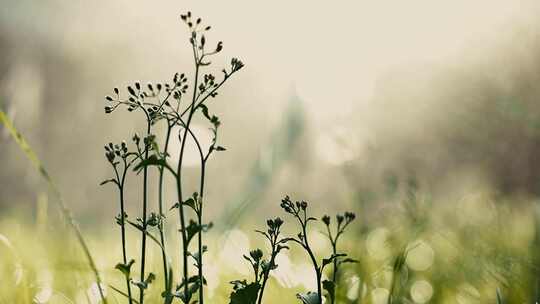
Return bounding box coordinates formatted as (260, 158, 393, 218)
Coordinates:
(322, 253, 347, 269)
(229, 281, 260, 304)
(131, 273, 155, 290)
(145, 273, 156, 285)
(183, 198, 197, 211)
(322, 280, 335, 301)
(133, 154, 177, 177)
(183, 220, 202, 246)
(199, 104, 212, 120)
(100, 179, 116, 186)
(175, 275, 205, 303)
(296, 291, 320, 304)
(134, 154, 166, 173)
(115, 259, 135, 277)
(189, 246, 208, 268)
(339, 258, 359, 265)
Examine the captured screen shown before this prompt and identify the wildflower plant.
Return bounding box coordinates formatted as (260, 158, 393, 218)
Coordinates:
(101, 11, 357, 304)
(321, 212, 358, 304)
(102, 11, 243, 304)
(229, 217, 289, 304)
(280, 196, 358, 304)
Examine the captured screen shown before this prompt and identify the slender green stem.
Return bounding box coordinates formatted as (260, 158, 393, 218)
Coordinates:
(174, 120, 208, 303)
(330, 240, 337, 304)
(188, 127, 207, 304)
(257, 239, 276, 304)
(139, 121, 152, 304)
(177, 49, 200, 300)
(302, 222, 322, 303)
(114, 162, 134, 304)
(158, 122, 174, 291)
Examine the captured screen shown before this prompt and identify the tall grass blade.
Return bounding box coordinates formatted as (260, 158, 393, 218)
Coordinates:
(0, 109, 108, 304)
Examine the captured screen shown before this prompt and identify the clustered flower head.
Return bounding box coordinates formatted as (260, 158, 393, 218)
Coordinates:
(280, 195, 308, 216)
(104, 142, 129, 163)
(323, 211, 356, 227)
(264, 217, 284, 241)
(249, 248, 264, 261)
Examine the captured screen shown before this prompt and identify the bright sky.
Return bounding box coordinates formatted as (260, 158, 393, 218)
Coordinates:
(3, 0, 537, 128)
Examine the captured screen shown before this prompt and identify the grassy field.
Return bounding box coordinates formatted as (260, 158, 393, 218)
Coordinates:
(1, 183, 537, 303)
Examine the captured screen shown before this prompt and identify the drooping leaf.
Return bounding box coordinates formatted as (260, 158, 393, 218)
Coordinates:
(199, 104, 212, 120)
(134, 154, 167, 173)
(133, 154, 177, 178)
(339, 258, 359, 265)
(296, 291, 320, 304)
(100, 179, 117, 186)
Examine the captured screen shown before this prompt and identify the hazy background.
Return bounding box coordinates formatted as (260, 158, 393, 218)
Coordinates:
(2, 0, 540, 224)
(5, 1, 540, 303)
